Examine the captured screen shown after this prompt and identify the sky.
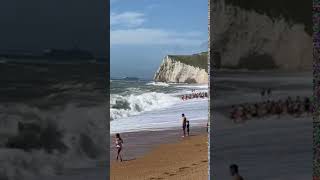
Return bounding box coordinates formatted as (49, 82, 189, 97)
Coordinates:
(110, 0, 208, 79)
(0, 0, 108, 57)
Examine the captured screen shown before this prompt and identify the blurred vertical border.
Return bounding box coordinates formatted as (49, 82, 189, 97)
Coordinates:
(208, 0, 214, 179)
(314, 0, 320, 179)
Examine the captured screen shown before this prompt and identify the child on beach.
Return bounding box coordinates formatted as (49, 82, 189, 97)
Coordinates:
(186, 120, 190, 136)
(115, 133, 123, 162)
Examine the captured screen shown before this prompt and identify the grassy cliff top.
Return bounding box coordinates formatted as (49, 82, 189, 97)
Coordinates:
(168, 52, 208, 72)
(223, 0, 312, 35)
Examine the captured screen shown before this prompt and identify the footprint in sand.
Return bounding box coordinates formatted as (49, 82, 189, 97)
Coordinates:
(201, 160, 208, 163)
(178, 166, 190, 172)
(192, 163, 198, 166)
(149, 178, 164, 180)
(163, 172, 176, 177)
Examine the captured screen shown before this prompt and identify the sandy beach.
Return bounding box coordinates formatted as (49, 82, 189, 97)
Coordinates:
(110, 127, 208, 180)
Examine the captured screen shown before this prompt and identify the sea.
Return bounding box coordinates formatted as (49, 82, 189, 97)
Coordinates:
(0, 61, 108, 180)
(110, 71, 312, 134)
(110, 79, 209, 134)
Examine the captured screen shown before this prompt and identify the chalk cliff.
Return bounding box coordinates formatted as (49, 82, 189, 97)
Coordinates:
(154, 53, 208, 84)
(211, 0, 312, 70)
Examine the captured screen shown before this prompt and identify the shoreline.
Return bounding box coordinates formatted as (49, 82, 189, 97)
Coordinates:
(110, 125, 207, 160)
(110, 126, 208, 180)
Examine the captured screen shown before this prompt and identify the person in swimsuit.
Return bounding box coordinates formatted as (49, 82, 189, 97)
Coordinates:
(186, 120, 190, 136)
(182, 114, 187, 137)
(229, 164, 244, 180)
(304, 97, 311, 114)
(115, 133, 123, 162)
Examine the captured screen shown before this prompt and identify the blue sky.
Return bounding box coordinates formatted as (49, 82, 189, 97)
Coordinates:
(110, 0, 208, 79)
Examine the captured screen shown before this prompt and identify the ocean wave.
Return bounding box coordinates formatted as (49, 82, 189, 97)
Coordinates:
(146, 82, 170, 87)
(0, 103, 107, 179)
(174, 84, 208, 89)
(110, 92, 179, 120)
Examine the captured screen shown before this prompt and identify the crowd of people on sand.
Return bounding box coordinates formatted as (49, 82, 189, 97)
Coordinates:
(181, 90, 208, 101)
(230, 95, 312, 123)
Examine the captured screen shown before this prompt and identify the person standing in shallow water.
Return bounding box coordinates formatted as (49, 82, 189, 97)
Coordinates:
(181, 114, 187, 137)
(115, 133, 123, 162)
(229, 164, 244, 180)
(186, 120, 190, 136)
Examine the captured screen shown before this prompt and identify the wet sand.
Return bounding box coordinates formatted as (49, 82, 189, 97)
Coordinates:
(212, 114, 312, 180)
(110, 126, 208, 180)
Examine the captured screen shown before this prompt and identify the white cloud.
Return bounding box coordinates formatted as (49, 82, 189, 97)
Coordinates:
(111, 28, 205, 46)
(111, 12, 146, 27)
(110, 10, 206, 47)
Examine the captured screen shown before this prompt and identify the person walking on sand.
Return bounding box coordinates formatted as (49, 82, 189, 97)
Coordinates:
(229, 164, 244, 180)
(181, 114, 187, 137)
(115, 133, 123, 162)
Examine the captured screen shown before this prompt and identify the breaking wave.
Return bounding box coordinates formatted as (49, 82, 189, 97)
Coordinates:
(146, 82, 170, 87)
(110, 92, 179, 120)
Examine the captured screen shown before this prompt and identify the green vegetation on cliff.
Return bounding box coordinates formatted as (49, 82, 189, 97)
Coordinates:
(223, 0, 312, 35)
(169, 52, 208, 72)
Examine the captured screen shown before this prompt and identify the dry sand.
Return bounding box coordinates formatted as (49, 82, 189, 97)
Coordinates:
(110, 134, 208, 180)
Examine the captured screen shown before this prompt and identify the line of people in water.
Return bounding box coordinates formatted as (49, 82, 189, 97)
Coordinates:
(230, 96, 312, 122)
(260, 88, 272, 98)
(181, 91, 208, 100)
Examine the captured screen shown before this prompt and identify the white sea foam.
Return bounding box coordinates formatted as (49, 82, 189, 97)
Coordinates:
(146, 82, 170, 87)
(0, 102, 107, 180)
(175, 84, 208, 89)
(111, 97, 208, 134)
(110, 100, 208, 134)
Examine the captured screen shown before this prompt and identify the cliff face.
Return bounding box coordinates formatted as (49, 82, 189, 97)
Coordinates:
(211, 0, 312, 70)
(154, 55, 208, 84)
